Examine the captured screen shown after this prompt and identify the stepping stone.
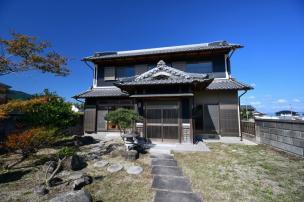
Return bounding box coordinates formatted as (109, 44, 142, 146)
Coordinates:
(126, 166, 143, 175)
(107, 164, 123, 173)
(154, 190, 202, 202)
(151, 166, 183, 177)
(93, 160, 108, 168)
(150, 154, 174, 160)
(152, 176, 192, 192)
(152, 159, 177, 167)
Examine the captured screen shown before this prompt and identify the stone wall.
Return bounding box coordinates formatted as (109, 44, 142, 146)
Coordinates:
(255, 118, 304, 157)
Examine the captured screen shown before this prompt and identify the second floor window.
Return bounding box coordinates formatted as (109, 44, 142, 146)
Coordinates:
(116, 66, 135, 78)
(186, 61, 213, 74)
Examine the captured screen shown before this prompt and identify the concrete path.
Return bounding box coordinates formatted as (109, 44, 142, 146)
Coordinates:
(150, 153, 202, 202)
(149, 142, 210, 154)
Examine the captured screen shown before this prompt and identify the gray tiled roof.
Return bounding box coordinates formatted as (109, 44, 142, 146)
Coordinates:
(74, 87, 128, 98)
(84, 41, 242, 61)
(115, 60, 209, 86)
(206, 79, 253, 90)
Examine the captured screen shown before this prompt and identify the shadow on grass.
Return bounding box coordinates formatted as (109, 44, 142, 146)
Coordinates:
(0, 169, 31, 184)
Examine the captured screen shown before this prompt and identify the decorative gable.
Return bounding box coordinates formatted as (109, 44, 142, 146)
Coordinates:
(135, 60, 191, 82)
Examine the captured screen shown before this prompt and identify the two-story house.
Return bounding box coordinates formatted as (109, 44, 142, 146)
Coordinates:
(74, 41, 253, 143)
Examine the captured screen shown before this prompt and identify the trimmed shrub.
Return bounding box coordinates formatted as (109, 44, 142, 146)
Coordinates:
(57, 147, 76, 159)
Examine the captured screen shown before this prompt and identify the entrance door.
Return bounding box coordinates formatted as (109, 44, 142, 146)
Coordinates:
(145, 101, 179, 142)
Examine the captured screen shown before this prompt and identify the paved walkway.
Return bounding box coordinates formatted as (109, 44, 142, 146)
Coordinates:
(149, 142, 210, 154)
(150, 153, 202, 202)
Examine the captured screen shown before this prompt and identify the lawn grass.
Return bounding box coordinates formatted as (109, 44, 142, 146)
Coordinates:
(174, 143, 304, 202)
(85, 153, 153, 202)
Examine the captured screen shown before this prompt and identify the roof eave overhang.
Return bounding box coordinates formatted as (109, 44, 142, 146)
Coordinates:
(82, 46, 242, 62)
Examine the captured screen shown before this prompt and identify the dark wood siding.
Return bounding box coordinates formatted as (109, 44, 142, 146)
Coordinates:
(194, 91, 239, 136)
(95, 54, 228, 87)
(84, 108, 96, 132)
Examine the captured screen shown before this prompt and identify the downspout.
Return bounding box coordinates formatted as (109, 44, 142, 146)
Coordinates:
(238, 90, 247, 141)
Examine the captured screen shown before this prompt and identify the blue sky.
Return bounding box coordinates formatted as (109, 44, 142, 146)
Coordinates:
(0, 0, 303, 113)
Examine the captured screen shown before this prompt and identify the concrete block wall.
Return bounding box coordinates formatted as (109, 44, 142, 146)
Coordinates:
(255, 118, 304, 157)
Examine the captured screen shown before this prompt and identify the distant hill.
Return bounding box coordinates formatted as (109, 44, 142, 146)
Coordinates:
(8, 90, 32, 100)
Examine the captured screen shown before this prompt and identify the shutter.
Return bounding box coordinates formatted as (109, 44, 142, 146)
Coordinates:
(220, 104, 238, 135)
(104, 67, 115, 81)
(203, 104, 220, 133)
(84, 108, 96, 132)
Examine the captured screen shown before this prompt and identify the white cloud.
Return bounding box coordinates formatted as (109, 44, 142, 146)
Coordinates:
(293, 98, 301, 103)
(248, 95, 255, 99)
(276, 99, 287, 104)
(250, 83, 256, 87)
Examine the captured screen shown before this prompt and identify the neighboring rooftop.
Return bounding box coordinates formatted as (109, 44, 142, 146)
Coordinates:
(83, 41, 242, 61)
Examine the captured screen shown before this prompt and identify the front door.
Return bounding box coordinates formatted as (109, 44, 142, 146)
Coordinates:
(145, 101, 179, 142)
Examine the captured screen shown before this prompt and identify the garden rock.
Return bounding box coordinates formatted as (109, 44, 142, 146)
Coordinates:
(33, 185, 48, 196)
(93, 160, 108, 168)
(74, 136, 96, 146)
(107, 163, 123, 173)
(49, 190, 93, 202)
(90, 147, 101, 154)
(57, 170, 71, 178)
(49, 177, 63, 187)
(72, 174, 93, 190)
(126, 166, 143, 175)
(67, 171, 84, 180)
(62, 155, 87, 171)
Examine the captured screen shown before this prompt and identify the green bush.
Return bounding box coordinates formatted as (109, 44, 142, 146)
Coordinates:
(105, 108, 142, 133)
(22, 89, 79, 128)
(57, 147, 76, 159)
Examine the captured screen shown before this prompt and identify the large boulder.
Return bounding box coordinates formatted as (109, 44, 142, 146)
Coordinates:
(62, 155, 87, 171)
(49, 190, 92, 202)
